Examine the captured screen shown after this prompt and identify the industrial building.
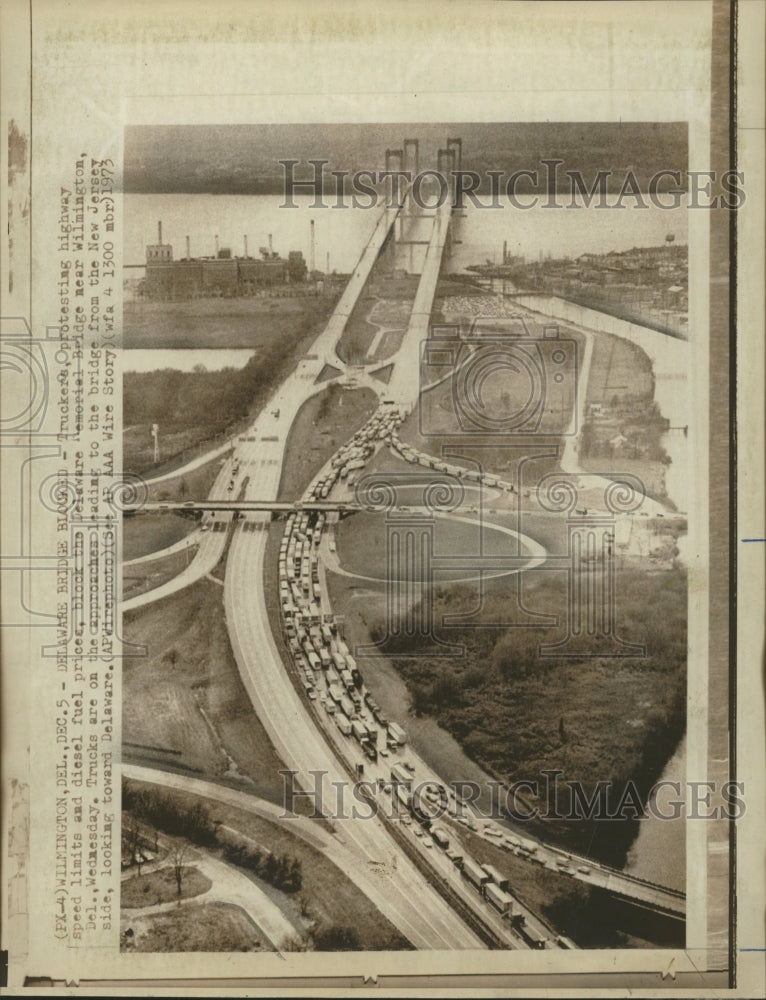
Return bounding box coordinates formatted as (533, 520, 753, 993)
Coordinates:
(142, 223, 307, 299)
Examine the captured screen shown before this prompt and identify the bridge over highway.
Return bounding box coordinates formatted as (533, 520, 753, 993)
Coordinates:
(599, 867, 685, 918)
(127, 499, 363, 515)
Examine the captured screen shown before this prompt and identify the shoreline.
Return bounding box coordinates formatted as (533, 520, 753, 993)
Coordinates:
(509, 293, 690, 515)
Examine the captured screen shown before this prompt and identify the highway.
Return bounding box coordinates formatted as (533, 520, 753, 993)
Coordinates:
(224, 500, 484, 948)
(214, 190, 498, 947)
(123, 157, 684, 948)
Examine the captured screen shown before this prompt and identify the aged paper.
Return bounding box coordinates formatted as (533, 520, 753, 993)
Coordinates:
(1, 0, 763, 994)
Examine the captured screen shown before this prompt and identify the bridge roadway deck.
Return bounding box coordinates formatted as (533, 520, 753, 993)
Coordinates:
(130, 499, 382, 514)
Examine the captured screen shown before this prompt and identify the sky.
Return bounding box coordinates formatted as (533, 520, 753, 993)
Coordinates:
(123, 122, 687, 196)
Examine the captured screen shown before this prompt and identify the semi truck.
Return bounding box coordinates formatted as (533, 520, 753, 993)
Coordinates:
(388, 722, 407, 745)
(364, 721, 378, 744)
(485, 882, 514, 917)
(481, 863, 510, 892)
(372, 706, 389, 727)
(461, 857, 490, 891)
(519, 923, 547, 949)
(351, 719, 367, 743)
(336, 715, 352, 736)
(339, 695, 355, 719)
(393, 784, 412, 813)
(390, 762, 411, 786)
(328, 683, 343, 704)
(340, 669, 354, 690)
(518, 837, 538, 854)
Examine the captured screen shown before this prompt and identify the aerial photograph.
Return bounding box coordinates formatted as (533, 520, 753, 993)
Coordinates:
(119, 122, 689, 954)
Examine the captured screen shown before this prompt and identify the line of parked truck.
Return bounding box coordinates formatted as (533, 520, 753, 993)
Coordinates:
(388, 428, 513, 493)
(273, 402, 577, 951)
(309, 403, 405, 496)
(277, 408, 411, 764)
(386, 764, 551, 945)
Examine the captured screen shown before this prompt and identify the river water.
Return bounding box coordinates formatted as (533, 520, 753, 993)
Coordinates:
(624, 735, 686, 892)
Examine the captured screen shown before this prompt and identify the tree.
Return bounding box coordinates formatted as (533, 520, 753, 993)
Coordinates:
(122, 814, 143, 873)
(263, 853, 278, 883)
(314, 924, 362, 951)
(169, 843, 191, 900)
(162, 647, 179, 668)
(280, 933, 310, 953)
(285, 858, 303, 893)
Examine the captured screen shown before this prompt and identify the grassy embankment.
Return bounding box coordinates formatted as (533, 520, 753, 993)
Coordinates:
(123, 579, 288, 800)
(123, 512, 195, 563)
(336, 272, 419, 364)
(276, 385, 379, 502)
(122, 866, 211, 908)
(123, 547, 196, 601)
(122, 780, 411, 952)
(123, 293, 340, 476)
(123, 901, 271, 952)
(145, 454, 226, 502)
(330, 535, 686, 869)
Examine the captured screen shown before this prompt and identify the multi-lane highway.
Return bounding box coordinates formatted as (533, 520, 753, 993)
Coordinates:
(123, 156, 684, 948)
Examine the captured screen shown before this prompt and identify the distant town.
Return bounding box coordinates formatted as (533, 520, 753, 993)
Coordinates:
(468, 240, 688, 337)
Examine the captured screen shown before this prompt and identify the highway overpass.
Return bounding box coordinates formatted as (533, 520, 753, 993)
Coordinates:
(125, 499, 360, 515)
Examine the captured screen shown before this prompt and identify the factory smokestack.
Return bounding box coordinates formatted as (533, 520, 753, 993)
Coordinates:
(268, 234, 273, 254)
(503, 240, 507, 264)
(244, 235, 248, 258)
(186, 235, 190, 259)
(310, 220, 315, 274)
(326, 252, 330, 275)
(158, 221, 162, 244)
(215, 234, 219, 256)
